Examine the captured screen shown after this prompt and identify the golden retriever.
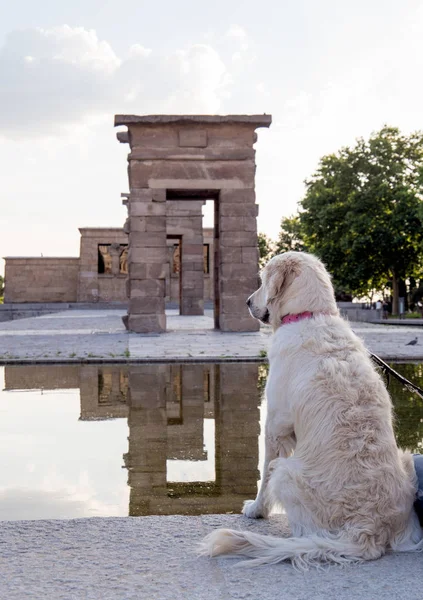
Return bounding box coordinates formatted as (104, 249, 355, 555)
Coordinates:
(200, 251, 423, 568)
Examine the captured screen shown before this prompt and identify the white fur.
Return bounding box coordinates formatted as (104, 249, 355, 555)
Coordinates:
(199, 252, 423, 568)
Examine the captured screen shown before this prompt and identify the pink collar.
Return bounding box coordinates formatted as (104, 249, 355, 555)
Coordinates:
(281, 311, 314, 325)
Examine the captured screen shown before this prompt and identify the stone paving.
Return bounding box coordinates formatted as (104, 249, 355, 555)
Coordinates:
(1, 514, 422, 600)
(0, 308, 423, 363)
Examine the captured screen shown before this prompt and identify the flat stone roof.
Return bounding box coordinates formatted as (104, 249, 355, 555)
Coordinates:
(114, 114, 272, 127)
(3, 256, 78, 260)
(78, 227, 126, 232)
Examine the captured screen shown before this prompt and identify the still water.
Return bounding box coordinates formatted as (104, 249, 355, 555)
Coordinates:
(0, 362, 422, 521)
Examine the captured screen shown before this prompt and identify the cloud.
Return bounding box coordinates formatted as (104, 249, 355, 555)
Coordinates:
(225, 25, 248, 47)
(0, 26, 232, 139)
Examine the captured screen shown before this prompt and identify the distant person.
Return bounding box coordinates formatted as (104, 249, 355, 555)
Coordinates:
(376, 299, 382, 310)
(383, 299, 389, 320)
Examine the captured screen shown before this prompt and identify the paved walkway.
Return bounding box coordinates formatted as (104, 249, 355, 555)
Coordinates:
(1, 514, 422, 600)
(0, 309, 423, 363)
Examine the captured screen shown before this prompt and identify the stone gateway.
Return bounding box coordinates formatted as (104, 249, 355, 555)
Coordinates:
(116, 114, 272, 333)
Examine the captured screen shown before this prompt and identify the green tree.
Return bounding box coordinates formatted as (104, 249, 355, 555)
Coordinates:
(258, 232, 274, 269)
(273, 215, 305, 256)
(299, 126, 423, 312)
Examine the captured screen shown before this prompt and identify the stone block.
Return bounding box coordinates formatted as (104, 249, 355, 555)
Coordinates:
(219, 189, 256, 204)
(178, 129, 208, 147)
(180, 299, 204, 315)
(152, 189, 166, 203)
(220, 204, 259, 217)
(241, 247, 259, 265)
(181, 233, 204, 245)
(127, 313, 166, 333)
(219, 296, 251, 314)
(221, 263, 259, 279)
(130, 232, 166, 248)
(219, 217, 257, 232)
(129, 147, 255, 161)
(219, 314, 260, 332)
(130, 218, 146, 233)
(129, 263, 167, 279)
(182, 243, 203, 256)
(182, 260, 203, 271)
(130, 189, 154, 203)
(221, 231, 258, 247)
(167, 214, 203, 229)
(128, 247, 168, 264)
(129, 202, 166, 217)
(219, 248, 242, 264)
(167, 200, 204, 212)
(130, 297, 165, 313)
(130, 279, 165, 297)
(182, 273, 203, 290)
(145, 217, 166, 232)
(129, 159, 255, 188)
(180, 287, 205, 298)
(220, 277, 259, 295)
(123, 218, 131, 234)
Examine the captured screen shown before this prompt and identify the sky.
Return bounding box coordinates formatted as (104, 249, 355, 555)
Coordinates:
(2, 0, 423, 275)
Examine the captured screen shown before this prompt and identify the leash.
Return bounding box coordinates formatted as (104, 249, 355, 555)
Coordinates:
(370, 352, 423, 400)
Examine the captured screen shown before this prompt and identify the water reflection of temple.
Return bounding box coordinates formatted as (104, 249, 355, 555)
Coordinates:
(124, 363, 260, 515)
(4, 363, 261, 515)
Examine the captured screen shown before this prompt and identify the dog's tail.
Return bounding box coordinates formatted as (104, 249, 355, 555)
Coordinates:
(198, 528, 381, 569)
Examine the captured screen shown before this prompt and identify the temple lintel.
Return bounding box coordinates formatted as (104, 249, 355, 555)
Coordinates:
(114, 114, 272, 129)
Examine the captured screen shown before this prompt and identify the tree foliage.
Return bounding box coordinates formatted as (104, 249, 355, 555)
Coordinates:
(273, 216, 305, 256)
(298, 126, 423, 310)
(258, 232, 274, 269)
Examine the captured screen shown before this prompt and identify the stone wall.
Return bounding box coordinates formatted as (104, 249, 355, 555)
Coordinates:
(4, 257, 79, 303)
(78, 228, 128, 303)
(3, 225, 214, 306)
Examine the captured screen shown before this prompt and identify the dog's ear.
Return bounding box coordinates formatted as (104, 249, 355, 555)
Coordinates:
(266, 259, 299, 303)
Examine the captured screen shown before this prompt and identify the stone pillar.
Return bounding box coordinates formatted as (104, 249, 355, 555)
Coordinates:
(167, 200, 204, 316)
(125, 189, 167, 333)
(218, 189, 260, 332)
(181, 222, 204, 316)
(77, 229, 99, 302)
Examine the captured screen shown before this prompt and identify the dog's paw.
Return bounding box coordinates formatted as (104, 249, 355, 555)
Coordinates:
(242, 499, 266, 519)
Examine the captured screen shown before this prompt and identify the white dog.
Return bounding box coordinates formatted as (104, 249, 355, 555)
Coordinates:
(200, 252, 423, 568)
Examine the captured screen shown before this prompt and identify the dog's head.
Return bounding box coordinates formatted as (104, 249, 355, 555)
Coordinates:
(247, 251, 338, 330)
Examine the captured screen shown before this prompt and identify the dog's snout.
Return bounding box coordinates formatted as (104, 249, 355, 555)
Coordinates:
(246, 297, 252, 307)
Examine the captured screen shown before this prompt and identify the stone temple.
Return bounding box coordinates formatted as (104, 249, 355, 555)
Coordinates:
(116, 114, 271, 333)
(2, 114, 271, 330)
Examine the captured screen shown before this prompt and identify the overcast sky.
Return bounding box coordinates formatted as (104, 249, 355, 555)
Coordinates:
(1, 0, 423, 274)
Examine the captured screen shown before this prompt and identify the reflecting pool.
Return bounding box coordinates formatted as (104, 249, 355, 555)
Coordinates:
(0, 362, 421, 520)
